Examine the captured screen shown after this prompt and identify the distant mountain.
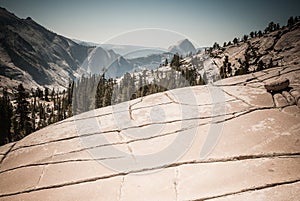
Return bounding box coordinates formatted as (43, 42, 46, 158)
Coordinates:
(75, 41, 168, 59)
(99, 44, 163, 58)
(105, 56, 134, 78)
(0, 8, 203, 90)
(74, 40, 175, 75)
(72, 39, 98, 47)
(176, 19, 300, 84)
(80, 45, 134, 78)
(0, 7, 94, 90)
(81, 46, 119, 75)
(120, 48, 167, 59)
(128, 52, 174, 70)
(168, 39, 196, 56)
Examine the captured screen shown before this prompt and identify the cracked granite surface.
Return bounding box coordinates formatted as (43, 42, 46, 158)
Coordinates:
(0, 65, 300, 200)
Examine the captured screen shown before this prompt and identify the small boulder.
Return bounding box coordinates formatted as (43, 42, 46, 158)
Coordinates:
(273, 93, 288, 107)
(282, 91, 296, 105)
(264, 78, 289, 92)
(290, 89, 300, 102)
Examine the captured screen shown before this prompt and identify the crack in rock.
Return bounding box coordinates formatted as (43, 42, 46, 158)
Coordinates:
(128, 97, 143, 120)
(0, 156, 124, 174)
(0, 153, 300, 199)
(1, 152, 299, 198)
(35, 164, 47, 189)
(174, 168, 179, 201)
(1, 65, 299, 200)
(164, 92, 180, 104)
(220, 88, 254, 108)
(118, 176, 125, 201)
(0, 142, 16, 165)
(191, 179, 300, 201)
(4, 106, 278, 172)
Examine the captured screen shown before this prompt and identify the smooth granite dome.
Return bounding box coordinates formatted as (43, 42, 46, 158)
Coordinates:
(0, 65, 300, 200)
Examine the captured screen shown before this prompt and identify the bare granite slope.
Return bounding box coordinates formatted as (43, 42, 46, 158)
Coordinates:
(212, 21, 300, 77)
(0, 65, 300, 200)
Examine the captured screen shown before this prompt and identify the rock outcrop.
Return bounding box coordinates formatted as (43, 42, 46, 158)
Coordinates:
(264, 78, 289, 92)
(168, 39, 197, 56)
(212, 21, 300, 77)
(0, 65, 299, 200)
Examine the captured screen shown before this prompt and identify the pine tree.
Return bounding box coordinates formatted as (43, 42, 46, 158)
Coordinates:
(0, 88, 13, 145)
(36, 87, 43, 100)
(287, 16, 295, 27)
(14, 84, 32, 140)
(265, 22, 276, 33)
(30, 97, 36, 132)
(203, 72, 208, 84)
(44, 87, 49, 102)
(220, 56, 232, 79)
(95, 74, 114, 108)
(219, 66, 226, 79)
(233, 38, 239, 45)
(250, 31, 254, 38)
(50, 88, 55, 101)
(257, 60, 265, 71)
(213, 42, 220, 50)
(170, 53, 180, 70)
(67, 81, 74, 105)
(198, 75, 205, 85)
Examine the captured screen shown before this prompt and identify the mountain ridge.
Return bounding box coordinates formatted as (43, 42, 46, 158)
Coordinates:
(0, 7, 199, 91)
(0, 7, 93, 90)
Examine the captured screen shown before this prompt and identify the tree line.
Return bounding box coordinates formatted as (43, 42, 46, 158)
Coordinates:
(0, 83, 73, 145)
(212, 16, 299, 51)
(214, 16, 300, 79)
(94, 52, 210, 110)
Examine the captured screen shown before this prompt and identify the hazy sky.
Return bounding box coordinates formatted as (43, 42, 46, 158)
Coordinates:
(0, 0, 299, 48)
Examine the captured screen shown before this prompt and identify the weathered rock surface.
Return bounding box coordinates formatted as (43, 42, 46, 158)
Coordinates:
(264, 78, 290, 92)
(282, 91, 296, 105)
(0, 65, 300, 200)
(212, 21, 300, 76)
(273, 93, 288, 107)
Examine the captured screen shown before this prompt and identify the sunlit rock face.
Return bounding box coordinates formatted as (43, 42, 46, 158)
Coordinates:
(0, 65, 300, 201)
(168, 38, 197, 56)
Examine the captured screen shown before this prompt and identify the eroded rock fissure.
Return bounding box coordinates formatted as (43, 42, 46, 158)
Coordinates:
(0, 142, 16, 164)
(192, 180, 300, 201)
(0, 153, 299, 198)
(6, 106, 278, 161)
(0, 156, 124, 174)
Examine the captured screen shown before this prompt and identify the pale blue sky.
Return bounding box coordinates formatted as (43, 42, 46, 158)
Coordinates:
(0, 0, 299, 48)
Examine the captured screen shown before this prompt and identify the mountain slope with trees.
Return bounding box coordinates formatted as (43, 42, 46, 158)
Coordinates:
(0, 7, 93, 90)
(209, 17, 300, 79)
(0, 83, 74, 145)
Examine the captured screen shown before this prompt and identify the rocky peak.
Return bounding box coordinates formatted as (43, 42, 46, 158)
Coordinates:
(168, 38, 196, 56)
